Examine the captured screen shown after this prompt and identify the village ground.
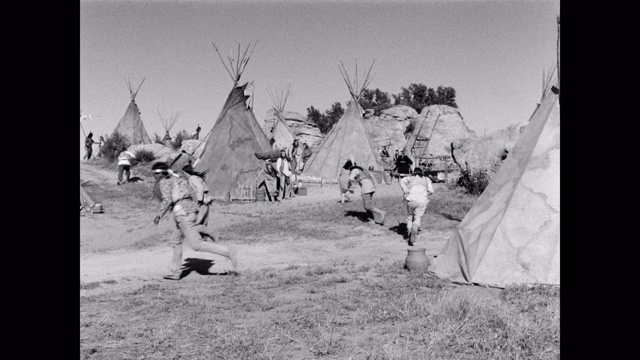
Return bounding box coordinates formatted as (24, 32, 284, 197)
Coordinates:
(80, 162, 458, 294)
(80, 160, 559, 359)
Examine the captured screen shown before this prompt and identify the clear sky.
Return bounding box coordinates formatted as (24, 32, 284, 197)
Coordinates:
(80, 0, 559, 152)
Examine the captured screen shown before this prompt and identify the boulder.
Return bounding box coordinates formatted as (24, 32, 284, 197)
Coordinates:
(180, 139, 206, 159)
(404, 105, 478, 159)
(362, 114, 409, 155)
(380, 105, 419, 120)
(282, 110, 307, 123)
(261, 109, 325, 149)
(292, 126, 324, 149)
(453, 121, 527, 171)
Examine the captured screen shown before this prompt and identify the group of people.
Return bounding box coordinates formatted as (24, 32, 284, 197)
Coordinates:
(84, 128, 435, 278)
(152, 161, 237, 280)
(379, 145, 417, 179)
(83, 132, 106, 161)
(255, 138, 313, 202)
(340, 156, 434, 246)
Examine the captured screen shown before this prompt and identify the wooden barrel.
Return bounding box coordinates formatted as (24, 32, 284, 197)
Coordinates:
(255, 187, 266, 201)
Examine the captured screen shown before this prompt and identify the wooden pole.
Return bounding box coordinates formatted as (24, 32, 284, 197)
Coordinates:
(557, 15, 560, 92)
(80, 120, 86, 138)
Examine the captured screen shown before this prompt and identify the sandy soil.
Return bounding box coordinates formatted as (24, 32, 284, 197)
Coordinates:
(80, 162, 455, 296)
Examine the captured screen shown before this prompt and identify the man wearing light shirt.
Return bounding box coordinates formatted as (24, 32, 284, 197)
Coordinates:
(399, 168, 434, 246)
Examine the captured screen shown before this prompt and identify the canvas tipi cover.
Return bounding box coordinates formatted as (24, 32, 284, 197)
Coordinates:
(194, 83, 271, 201)
(429, 85, 560, 288)
(271, 110, 296, 150)
(303, 100, 380, 180)
(80, 184, 95, 209)
(111, 79, 152, 145)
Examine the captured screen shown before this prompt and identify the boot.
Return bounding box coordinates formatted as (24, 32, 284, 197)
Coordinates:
(408, 225, 418, 246)
(374, 209, 386, 225)
(400, 222, 409, 237)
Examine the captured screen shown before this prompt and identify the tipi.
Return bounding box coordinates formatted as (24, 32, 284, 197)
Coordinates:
(267, 86, 296, 150)
(302, 61, 381, 180)
(157, 110, 181, 145)
(111, 77, 152, 145)
(194, 41, 271, 201)
(429, 80, 560, 288)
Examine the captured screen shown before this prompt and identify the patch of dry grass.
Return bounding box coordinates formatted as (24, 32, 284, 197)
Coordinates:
(80, 262, 559, 359)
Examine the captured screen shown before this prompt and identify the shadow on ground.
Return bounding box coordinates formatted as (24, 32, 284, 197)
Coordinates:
(179, 258, 231, 278)
(437, 212, 463, 222)
(344, 210, 372, 223)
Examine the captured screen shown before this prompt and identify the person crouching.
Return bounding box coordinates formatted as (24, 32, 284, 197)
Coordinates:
(344, 160, 386, 225)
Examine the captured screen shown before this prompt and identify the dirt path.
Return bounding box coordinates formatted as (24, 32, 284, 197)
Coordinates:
(80, 162, 453, 296)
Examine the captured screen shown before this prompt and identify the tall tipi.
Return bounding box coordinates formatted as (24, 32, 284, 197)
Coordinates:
(111, 78, 152, 145)
(194, 41, 271, 201)
(302, 61, 380, 180)
(267, 86, 296, 150)
(429, 80, 560, 288)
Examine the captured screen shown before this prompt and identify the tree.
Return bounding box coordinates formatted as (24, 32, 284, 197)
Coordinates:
(307, 102, 345, 134)
(436, 86, 458, 108)
(306, 106, 322, 125)
(359, 88, 393, 115)
(325, 102, 344, 125)
(392, 83, 458, 113)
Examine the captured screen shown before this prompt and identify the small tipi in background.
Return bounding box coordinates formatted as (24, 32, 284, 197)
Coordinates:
(267, 85, 296, 151)
(157, 109, 181, 146)
(302, 60, 381, 180)
(428, 73, 560, 288)
(194, 40, 271, 201)
(111, 77, 152, 145)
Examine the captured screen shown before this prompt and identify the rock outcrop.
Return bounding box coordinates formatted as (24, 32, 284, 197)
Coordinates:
(180, 139, 206, 160)
(452, 121, 527, 171)
(362, 105, 417, 155)
(261, 109, 324, 149)
(404, 105, 478, 158)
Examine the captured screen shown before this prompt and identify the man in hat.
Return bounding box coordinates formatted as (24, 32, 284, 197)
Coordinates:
(152, 162, 237, 280)
(344, 159, 386, 225)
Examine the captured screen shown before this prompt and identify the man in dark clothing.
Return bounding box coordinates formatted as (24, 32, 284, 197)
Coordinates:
(394, 150, 413, 177)
(83, 132, 97, 160)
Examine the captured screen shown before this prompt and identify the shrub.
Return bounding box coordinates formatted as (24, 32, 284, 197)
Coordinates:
(133, 149, 156, 164)
(101, 132, 131, 163)
(171, 129, 191, 150)
(404, 121, 416, 137)
(153, 133, 164, 145)
(454, 164, 499, 195)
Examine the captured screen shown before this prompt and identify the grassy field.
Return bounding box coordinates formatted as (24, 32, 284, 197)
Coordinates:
(81, 262, 559, 359)
(80, 161, 559, 359)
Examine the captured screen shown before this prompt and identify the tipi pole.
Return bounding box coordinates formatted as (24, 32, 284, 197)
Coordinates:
(80, 121, 87, 138)
(557, 15, 560, 93)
